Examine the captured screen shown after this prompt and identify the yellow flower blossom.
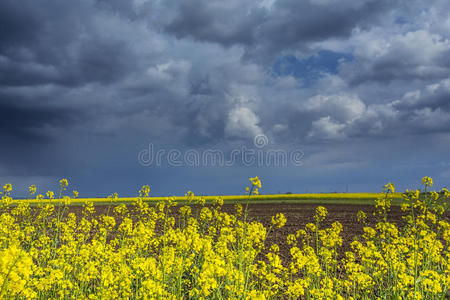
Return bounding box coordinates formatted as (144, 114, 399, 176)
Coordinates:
(314, 206, 328, 222)
(2, 183, 12, 192)
(28, 185, 37, 195)
(46, 191, 54, 199)
(421, 176, 433, 187)
(271, 213, 286, 228)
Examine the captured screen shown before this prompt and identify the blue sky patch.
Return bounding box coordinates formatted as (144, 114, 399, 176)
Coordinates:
(272, 50, 353, 85)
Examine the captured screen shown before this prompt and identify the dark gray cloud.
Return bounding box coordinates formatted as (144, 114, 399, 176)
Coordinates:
(245, 0, 396, 62)
(0, 102, 72, 144)
(0, 0, 42, 50)
(0, 85, 82, 143)
(158, 0, 397, 63)
(162, 0, 266, 47)
(0, 0, 138, 88)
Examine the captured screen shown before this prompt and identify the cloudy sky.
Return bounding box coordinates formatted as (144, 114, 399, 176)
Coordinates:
(1, 0, 450, 197)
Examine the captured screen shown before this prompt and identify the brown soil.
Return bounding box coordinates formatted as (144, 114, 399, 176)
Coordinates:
(65, 202, 450, 263)
(219, 203, 406, 262)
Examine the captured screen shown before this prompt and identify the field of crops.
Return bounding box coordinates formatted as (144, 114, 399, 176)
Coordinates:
(13, 191, 402, 206)
(0, 177, 449, 299)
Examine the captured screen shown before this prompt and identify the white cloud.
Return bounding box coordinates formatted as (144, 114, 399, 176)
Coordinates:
(225, 106, 263, 139)
(273, 123, 287, 133)
(308, 116, 346, 140)
(341, 29, 450, 84)
(410, 107, 450, 129)
(303, 94, 366, 122)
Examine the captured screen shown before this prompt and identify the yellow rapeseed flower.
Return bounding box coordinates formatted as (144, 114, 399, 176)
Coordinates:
(2, 183, 12, 192)
(28, 185, 37, 195)
(59, 178, 69, 187)
(271, 213, 286, 228)
(314, 206, 328, 222)
(422, 176, 433, 187)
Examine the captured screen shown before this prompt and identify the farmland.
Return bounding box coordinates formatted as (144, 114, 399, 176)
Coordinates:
(13, 192, 402, 206)
(0, 177, 449, 299)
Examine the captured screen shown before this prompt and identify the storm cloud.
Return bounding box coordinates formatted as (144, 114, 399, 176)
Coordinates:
(1, 0, 450, 196)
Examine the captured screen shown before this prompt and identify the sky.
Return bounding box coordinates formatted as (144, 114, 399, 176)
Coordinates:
(1, 0, 450, 197)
